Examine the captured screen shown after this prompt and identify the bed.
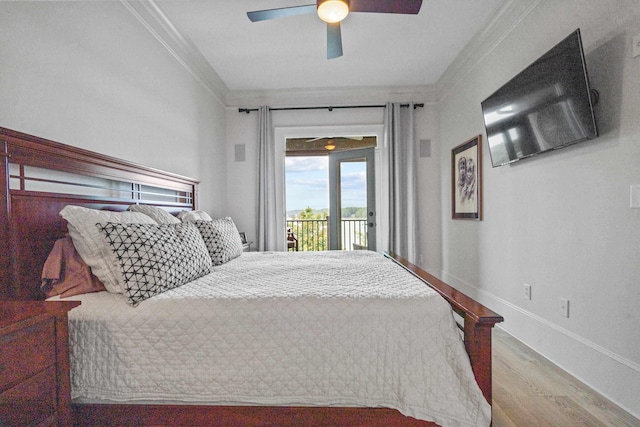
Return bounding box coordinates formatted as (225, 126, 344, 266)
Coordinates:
(0, 127, 503, 426)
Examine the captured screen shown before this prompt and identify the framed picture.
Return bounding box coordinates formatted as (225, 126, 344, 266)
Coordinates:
(239, 232, 247, 244)
(452, 135, 482, 220)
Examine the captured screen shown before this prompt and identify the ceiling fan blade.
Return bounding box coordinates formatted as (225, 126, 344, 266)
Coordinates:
(247, 4, 316, 22)
(327, 22, 343, 59)
(349, 0, 422, 14)
(306, 136, 364, 142)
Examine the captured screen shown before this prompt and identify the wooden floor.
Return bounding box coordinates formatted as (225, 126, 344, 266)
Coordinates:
(492, 328, 639, 427)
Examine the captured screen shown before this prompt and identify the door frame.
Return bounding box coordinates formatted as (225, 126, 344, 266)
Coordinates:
(275, 124, 384, 251)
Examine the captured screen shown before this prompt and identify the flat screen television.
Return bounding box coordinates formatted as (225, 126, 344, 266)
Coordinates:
(481, 29, 598, 167)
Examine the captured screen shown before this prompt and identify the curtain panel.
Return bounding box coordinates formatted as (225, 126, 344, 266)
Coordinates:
(257, 106, 278, 251)
(383, 102, 417, 263)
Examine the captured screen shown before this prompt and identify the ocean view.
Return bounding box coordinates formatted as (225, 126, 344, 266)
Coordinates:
(285, 156, 366, 215)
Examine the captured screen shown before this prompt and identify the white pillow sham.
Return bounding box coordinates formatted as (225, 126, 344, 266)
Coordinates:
(178, 209, 213, 223)
(59, 205, 157, 294)
(127, 204, 180, 224)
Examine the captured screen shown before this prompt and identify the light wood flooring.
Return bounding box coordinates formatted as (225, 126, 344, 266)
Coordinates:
(492, 328, 639, 427)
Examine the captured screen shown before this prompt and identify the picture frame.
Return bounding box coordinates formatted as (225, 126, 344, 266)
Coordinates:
(452, 135, 482, 220)
(239, 232, 247, 244)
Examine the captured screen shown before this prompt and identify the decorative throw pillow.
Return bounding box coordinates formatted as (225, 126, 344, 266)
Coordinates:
(127, 204, 180, 224)
(178, 209, 213, 223)
(59, 205, 157, 294)
(194, 217, 244, 266)
(96, 222, 213, 306)
(41, 235, 106, 298)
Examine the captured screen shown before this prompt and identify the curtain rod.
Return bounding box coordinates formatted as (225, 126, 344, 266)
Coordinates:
(238, 103, 424, 114)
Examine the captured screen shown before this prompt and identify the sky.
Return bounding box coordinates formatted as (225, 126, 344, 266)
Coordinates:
(285, 156, 366, 213)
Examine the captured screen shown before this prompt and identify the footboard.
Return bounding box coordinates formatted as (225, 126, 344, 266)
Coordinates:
(384, 252, 503, 404)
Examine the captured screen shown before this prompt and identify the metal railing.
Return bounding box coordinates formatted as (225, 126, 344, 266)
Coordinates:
(286, 218, 367, 251)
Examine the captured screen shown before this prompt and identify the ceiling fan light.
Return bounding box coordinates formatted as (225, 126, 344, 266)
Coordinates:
(317, 0, 349, 23)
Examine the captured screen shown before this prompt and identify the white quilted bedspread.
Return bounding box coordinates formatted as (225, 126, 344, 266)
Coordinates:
(64, 251, 491, 427)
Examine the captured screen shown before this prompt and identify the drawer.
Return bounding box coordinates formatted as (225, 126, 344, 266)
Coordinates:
(0, 365, 57, 427)
(0, 319, 56, 390)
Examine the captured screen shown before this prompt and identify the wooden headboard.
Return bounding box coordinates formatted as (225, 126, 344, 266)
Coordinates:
(0, 127, 199, 300)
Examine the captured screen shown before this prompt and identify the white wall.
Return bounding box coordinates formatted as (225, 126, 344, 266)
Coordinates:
(415, 102, 442, 270)
(437, 0, 640, 416)
(0, 1, 227, 213)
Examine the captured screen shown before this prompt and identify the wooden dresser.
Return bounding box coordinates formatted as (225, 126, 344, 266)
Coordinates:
(0, 301, 80, 427)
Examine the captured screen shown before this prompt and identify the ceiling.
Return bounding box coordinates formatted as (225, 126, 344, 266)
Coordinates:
(153, 0, 507, 93)
(287, 136, 377, 154)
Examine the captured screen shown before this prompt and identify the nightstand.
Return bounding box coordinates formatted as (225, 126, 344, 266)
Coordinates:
(0, 301, 80, 427)
(243, 241, 253, 252)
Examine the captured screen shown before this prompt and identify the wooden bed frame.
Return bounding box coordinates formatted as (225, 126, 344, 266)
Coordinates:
(0, 127, 503, 426)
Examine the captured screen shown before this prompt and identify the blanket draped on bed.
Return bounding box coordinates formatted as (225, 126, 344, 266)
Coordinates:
(62, 251, 491, 427)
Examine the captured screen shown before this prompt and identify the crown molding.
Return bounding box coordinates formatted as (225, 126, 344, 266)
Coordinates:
(233, 0, 542, 107)
(435, 0, 542, 102)
(121, 0, 541, 108)
(121, 0, 229, 104)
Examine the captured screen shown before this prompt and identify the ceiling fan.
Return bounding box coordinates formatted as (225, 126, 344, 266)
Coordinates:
(247, 0, 423, 59)
(307, 136, 365, 151)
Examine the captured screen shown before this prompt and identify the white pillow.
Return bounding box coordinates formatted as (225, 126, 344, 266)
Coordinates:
(178, 209, 213, 223)
(127, 204, 180, 224)
(59, 205, 157, 294)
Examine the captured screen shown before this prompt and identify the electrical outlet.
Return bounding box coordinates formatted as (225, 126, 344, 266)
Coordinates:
(630, 185, 640, 208)
(560, 298, 570, 318)
(523, 284, 531, 300)
(633, 33, 640, 58)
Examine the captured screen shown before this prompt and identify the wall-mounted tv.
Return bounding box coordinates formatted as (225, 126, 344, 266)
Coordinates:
(481, 29, 598, 167)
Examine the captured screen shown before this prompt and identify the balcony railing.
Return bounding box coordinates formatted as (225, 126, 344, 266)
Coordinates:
(286, 218, 368, 252)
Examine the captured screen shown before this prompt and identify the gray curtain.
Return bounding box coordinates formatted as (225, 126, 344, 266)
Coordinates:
(383, 102, 417, 262)
(257, 106, 278, 251)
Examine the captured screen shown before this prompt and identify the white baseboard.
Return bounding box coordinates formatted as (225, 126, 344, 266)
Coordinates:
(431, 269, 640, 419)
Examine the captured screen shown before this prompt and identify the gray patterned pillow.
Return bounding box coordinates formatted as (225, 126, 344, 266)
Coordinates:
(194, 218, 244, 266)
(97, 222, 212, 305)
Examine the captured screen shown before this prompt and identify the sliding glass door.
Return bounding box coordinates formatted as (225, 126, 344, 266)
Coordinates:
(328, 148, 376, 251)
